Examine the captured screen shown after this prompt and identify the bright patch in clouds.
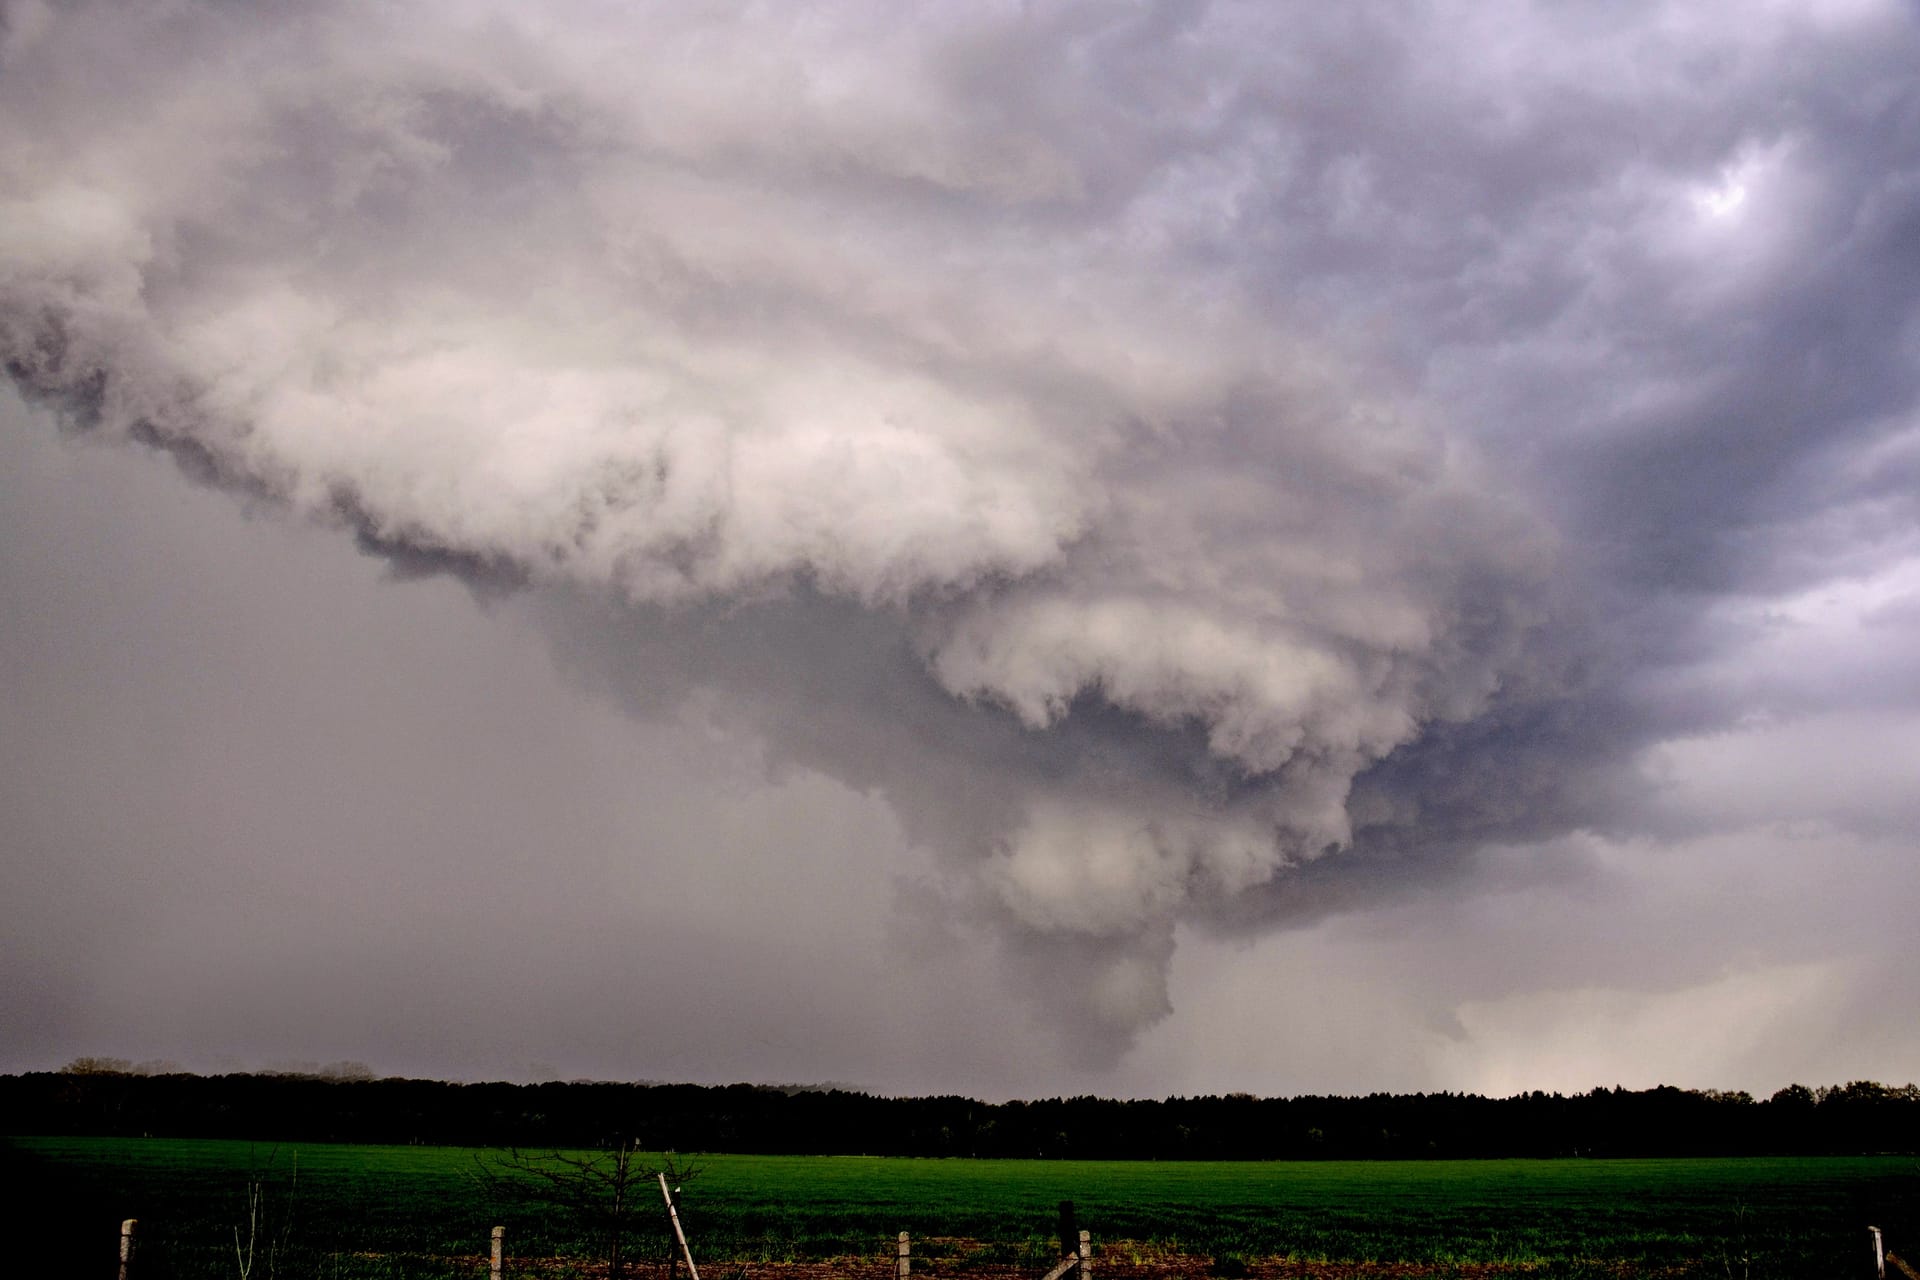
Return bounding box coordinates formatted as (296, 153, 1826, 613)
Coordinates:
(1442, 961, 1842, 1098)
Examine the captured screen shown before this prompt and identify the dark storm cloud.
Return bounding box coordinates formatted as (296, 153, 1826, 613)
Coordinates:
(3, 0, 1917, 1069)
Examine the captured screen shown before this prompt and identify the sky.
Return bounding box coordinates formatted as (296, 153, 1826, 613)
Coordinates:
(2, 0, 1918, 1100)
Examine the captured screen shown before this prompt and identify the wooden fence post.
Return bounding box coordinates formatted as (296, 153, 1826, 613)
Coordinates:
(898, 1231, 911, 1280)
(119, 1219, 137, 1280)
(661, 1172, 702, 1280)
(1038, 1204, 1088, 1280)
(1874, 1228, 1886, 1280)
(491, 1225, 505, 1280)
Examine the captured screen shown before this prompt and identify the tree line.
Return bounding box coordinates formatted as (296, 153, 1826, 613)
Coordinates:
(4, 1067, 1917, 1158)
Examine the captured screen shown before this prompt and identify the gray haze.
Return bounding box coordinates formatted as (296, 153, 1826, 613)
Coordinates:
(2, 0, 1918, 1095)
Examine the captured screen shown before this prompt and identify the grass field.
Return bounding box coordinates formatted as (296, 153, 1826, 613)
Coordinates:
(6, 1137, 1916, 1279)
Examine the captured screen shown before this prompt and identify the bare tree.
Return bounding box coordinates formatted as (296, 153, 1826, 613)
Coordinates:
(232, 1145, 298, 1280)
(480, 1139, 699, 1280)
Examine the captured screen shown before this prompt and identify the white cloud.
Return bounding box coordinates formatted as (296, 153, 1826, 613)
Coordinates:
(4, 0, 1918, 1083)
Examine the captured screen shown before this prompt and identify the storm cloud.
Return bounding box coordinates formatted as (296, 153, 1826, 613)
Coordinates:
(3, 0, 1917, 1086)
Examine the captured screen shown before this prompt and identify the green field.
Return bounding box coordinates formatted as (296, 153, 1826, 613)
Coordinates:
(6, 1137, 1916, 1279)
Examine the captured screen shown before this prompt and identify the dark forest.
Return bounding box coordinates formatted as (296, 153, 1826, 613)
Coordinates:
(5, 1069, 1916, 1158)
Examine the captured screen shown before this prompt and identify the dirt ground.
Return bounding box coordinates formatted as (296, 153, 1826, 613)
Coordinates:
(478, 1254, 1689, 1280)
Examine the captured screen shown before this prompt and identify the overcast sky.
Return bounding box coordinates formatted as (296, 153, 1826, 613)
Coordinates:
(3, 0, 1918, 1100)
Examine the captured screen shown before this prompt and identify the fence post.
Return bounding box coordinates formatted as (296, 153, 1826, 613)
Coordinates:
(1078, 1228, 1091, 1280)
(491, 1225, 505, 1280)
(119, 1219, 137, 1280)
(661, 1172, 702, 1280)
(898, 1231, 911, 1280)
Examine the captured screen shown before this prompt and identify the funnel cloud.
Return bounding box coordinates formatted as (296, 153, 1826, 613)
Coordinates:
(4, 0, 1919, 1090)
